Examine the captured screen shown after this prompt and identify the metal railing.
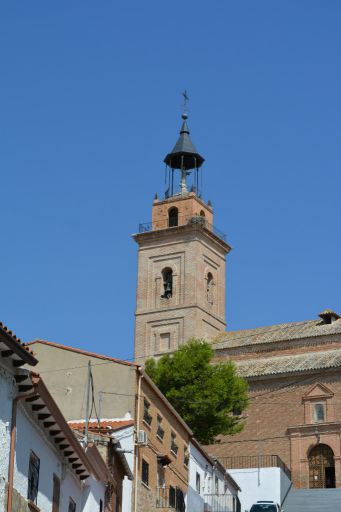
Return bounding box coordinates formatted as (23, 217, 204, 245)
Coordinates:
(156, 487, 185, 511)
(204, 494, 239, 512)
(138, 215, 227, 242)
(220, 454, 291, 480)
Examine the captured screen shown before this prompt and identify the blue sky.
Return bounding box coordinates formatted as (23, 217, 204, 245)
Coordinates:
(1, 1, 340, 360)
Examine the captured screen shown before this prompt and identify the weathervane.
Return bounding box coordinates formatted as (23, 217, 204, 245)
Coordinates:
(182, 90, 189, 117)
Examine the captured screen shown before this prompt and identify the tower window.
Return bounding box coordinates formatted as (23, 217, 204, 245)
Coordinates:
(168, 207, 178, 227)
(161, 268, 173, 299)
(200, 210, 205, 217)
(206, 272, 214, 305)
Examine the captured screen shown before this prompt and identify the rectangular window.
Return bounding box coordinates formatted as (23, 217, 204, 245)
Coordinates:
(52, 474, 60, 512)
(157, 415, 165, 440)
(314, 403, 325, 423)
(196, 472, 201, 493)
(27, 450, 40, 503)
(169, 486, 176, 508)
(215, 475, 219, 494)
(143, 399, 152, 426)
(183, 446, 189, 467)
(159, 332, 171, 351)
(99, 499, 103, 512)
(68, 498, 76, 512)
(142, 459, 149, 486)
(171, 432, 178, 456)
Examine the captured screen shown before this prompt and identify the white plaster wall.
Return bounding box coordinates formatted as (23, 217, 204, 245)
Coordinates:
(14, 403, 83, 511)
(114, 426, 134, 512)
(228, 467, 290, 512)
(82, 476, 105, 512)
(0, 362, 16, 511)
(187, 443, 228, 512)
(60, 470, 83, 512)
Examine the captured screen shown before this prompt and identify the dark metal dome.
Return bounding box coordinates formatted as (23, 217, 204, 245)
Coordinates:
(164, 114, 205, 170)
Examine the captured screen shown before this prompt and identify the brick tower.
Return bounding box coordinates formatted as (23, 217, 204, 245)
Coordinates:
(133, 111, 231, 362)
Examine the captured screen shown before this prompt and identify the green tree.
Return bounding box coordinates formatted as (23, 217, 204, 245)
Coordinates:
(145, 339, 249, 445)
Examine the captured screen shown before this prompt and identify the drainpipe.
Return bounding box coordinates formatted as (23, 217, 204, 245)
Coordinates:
(134, 369, 143, 512)
(7, 390, 37, 512)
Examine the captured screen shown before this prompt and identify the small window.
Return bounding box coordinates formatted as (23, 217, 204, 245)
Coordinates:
(171, 432, 178, 456)
(157, 415, 165, 440)
(68, 498, 76, 512)
(206, 272, 214, 305)
(143, 399, 152, 426)
(168, 207, 178, 227)
(183, 446, 189, 467)
(314, 403, 325, 423)
(200, 210, 206, 217)
(196, 472, 201, 493)
(142, 459, 149, 486)
(52, 474, 60, 512)
(99, 499, 103, 512)
(161, 268, 173, 299)
(27, 450, 40, 503)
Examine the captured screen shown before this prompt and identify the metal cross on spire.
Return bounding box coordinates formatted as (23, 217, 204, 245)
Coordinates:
(182, 90, 189, 116)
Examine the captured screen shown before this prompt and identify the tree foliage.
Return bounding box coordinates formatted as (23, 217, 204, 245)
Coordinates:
(145, 339, 249, 445)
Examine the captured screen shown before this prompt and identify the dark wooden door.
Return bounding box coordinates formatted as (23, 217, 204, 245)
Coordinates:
(309, 444, 335, 488)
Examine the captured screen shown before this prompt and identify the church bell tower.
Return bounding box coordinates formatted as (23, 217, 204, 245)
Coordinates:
(133, 110, 231, 362)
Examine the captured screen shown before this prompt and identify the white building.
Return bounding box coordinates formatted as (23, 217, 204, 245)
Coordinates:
(188, 438, 241, 512)
(0, 321, 111, 512)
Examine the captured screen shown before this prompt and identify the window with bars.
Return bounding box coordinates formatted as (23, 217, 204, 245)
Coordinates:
(27, 450, 40, 504)
(143, 399, 152, 426)
(142, 459, 149, 486)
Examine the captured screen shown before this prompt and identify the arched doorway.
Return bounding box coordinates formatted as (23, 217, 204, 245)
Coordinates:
(308, 444, 335, 488)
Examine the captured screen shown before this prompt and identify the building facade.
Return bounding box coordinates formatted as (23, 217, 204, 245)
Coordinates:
(132, 111, 341, 493)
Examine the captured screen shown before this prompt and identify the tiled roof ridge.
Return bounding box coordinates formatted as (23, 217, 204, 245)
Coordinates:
(236, 347, 341, 378)
(26, 339, 138, 367)
(213, 317, 341, 349)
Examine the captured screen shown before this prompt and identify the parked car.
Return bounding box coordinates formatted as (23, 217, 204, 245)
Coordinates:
(249, 501, 283, 512)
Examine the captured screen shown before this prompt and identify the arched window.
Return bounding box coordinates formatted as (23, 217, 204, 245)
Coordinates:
(200, 210, 205, 217)
(161, 268, 173, 299)
(206, 272, 214, 305)
(168, 207, 178, 227)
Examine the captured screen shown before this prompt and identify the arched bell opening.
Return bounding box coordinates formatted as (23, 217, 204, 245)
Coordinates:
(308, 444, 335, 488)
(161, 268, 173, 299)
(168, 207, 178, 227)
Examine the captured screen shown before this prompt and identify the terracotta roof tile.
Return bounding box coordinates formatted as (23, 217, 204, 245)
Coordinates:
(68, 419, 134, 431)
(236, 348, 341, 378)
(213, 317, 341, 350)
(0, 321, 38, 365)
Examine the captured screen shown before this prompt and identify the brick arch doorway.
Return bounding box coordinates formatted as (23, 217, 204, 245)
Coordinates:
(309, 444, 335, 488)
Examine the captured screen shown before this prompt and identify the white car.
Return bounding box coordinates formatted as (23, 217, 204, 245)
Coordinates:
(249, 501, 283, 512)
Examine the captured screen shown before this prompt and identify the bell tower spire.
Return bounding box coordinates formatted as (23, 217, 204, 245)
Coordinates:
(164, 94, 205, 198)
(133, 102, 231, 363)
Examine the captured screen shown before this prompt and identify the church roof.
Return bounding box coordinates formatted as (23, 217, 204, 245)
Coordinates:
(213, 317, 341, 350)
(236, 348, 341, 378)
